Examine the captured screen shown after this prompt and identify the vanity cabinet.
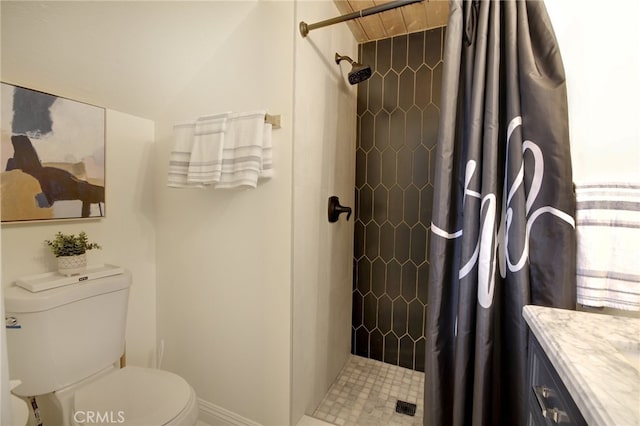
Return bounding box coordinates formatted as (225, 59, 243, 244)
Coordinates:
(526, 333, 586, 426)
(523, 305, 640, 425)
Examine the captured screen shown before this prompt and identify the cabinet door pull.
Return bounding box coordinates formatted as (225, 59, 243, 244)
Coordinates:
(533, 386, 570, 424)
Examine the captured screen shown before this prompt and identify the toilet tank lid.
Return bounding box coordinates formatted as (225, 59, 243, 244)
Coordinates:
(4, 269, 131, 313)
(15, 264, 125, 293)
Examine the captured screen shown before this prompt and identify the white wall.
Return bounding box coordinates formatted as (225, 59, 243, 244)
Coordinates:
(153, 2, 295, 425)
(546, 0, 640, 318)
(0, 110, 158, 367)
(1, 231, 10, 425)
(291, 1, 357, 423)
(0, 1, 9, 410)
(546, 0, 640, 183)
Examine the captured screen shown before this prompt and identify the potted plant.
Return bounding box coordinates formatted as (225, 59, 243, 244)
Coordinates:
(45, 231, 101, 276)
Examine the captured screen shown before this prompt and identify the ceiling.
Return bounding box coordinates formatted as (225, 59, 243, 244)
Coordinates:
(332, 0, 449, 43)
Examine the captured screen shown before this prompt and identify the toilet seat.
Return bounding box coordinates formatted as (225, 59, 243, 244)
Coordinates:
(72, 366, 197, 426)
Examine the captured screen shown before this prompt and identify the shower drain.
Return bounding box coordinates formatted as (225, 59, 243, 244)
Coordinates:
(395, 400, 417, 416)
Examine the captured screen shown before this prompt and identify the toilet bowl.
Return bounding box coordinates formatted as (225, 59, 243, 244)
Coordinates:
(4, 267, 199, 426)
(46, 366, 199, 426)
(10, 380, 29, 426)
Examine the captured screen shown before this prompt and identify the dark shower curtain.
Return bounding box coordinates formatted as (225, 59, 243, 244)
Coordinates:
(424, 1, 576, 425)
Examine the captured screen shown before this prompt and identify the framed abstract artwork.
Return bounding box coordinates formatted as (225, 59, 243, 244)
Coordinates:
(1, 83, 106, 223)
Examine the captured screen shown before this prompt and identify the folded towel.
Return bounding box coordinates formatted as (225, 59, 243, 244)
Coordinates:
(216, 110, 272, 189)
(575, 183, 640, 311)
(167, 110, 274, 190)
(260, 122, 273, 181)
(187, 112, 229, 185)
(167, 122, 200, 188)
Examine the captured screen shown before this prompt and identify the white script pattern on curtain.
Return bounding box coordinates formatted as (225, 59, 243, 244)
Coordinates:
(431, 116, 576, 309)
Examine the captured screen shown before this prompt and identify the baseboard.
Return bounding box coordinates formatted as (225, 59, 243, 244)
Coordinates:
(198, 398, 262, 426)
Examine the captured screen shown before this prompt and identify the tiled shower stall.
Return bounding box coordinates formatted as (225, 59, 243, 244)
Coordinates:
(352, 27, 444, 372)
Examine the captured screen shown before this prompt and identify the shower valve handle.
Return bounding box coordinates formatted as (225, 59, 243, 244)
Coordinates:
(328, 196, 352, 222)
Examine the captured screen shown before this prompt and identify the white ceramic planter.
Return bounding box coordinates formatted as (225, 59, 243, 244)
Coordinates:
(57, 253, 87, 276)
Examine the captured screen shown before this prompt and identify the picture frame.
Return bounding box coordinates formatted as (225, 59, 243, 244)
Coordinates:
(1, 83, 106, 223)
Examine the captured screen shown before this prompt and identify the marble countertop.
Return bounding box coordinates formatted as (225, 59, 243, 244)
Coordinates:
(523, 305, 640, 426)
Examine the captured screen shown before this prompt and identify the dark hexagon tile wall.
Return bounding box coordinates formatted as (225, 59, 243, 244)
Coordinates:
(352, 27, 444, 372)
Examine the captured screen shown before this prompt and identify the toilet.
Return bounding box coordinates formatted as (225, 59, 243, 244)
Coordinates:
(4, 268, 198, 426)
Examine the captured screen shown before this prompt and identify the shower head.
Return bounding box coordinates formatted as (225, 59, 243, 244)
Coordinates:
(335, 53, 372, 85)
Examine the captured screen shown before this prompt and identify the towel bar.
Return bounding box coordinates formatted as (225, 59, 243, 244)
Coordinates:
(264, 114, 281, 129)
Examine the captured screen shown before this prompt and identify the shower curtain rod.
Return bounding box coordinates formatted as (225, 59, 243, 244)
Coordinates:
(299, 0, 424, 37)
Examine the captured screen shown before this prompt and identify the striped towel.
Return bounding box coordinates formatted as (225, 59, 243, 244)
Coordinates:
(260, 123, 273, 181)
(167, 122, 202, 188)
(575, 183, 640, 311)
(168, 111, 273, 189)
(216, 110, 273, 189)
(187, 112, 229, 185)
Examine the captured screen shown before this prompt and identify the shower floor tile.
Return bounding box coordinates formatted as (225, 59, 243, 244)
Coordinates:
(312, 355, 425, 426)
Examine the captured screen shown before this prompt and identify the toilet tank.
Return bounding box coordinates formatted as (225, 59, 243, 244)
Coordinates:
(4, 270, 131, 397)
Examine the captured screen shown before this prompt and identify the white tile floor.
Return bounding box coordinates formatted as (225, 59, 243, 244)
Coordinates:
(311, 355, 425, 426)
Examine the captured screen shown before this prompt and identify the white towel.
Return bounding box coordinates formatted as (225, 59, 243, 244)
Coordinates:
(167, 122, 201, 188)
(260, 123, 273, 181)
(187, 112, 229, 185)
(216, 110, 272, 189)
(575, 183, 640, 311)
